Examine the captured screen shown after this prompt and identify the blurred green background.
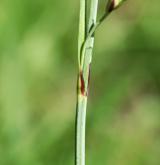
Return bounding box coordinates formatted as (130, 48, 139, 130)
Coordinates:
(0, 0, 160, 164)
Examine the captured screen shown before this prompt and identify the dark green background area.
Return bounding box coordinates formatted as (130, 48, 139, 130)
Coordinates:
(0, 0, 160, 164)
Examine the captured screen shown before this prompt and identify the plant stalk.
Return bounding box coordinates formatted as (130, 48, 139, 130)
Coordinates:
(75, 0, 127, 164)
(75, 1, 98, 165)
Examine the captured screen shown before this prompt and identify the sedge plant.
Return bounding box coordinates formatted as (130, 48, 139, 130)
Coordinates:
(75, 0, 127, 165)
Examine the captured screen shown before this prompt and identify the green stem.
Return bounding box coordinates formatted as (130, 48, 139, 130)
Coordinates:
(76, 0, 87, 164)
(75, 94, 87, 165)
(75, 0, 127, 164)
(76, 1, 99, 165)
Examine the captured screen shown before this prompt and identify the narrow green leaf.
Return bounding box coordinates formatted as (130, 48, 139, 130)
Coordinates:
(78, 0, 86, 69)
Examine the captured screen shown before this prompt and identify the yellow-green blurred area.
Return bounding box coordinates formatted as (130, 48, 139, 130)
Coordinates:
(0, 0, 160, 164)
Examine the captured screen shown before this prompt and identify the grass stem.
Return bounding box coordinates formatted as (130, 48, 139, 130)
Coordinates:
(75, 1, 98, 165)
(75, 0, 126, 165)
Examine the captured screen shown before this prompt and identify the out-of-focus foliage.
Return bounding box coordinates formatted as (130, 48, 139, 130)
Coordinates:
(0, 0, 160, 164)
